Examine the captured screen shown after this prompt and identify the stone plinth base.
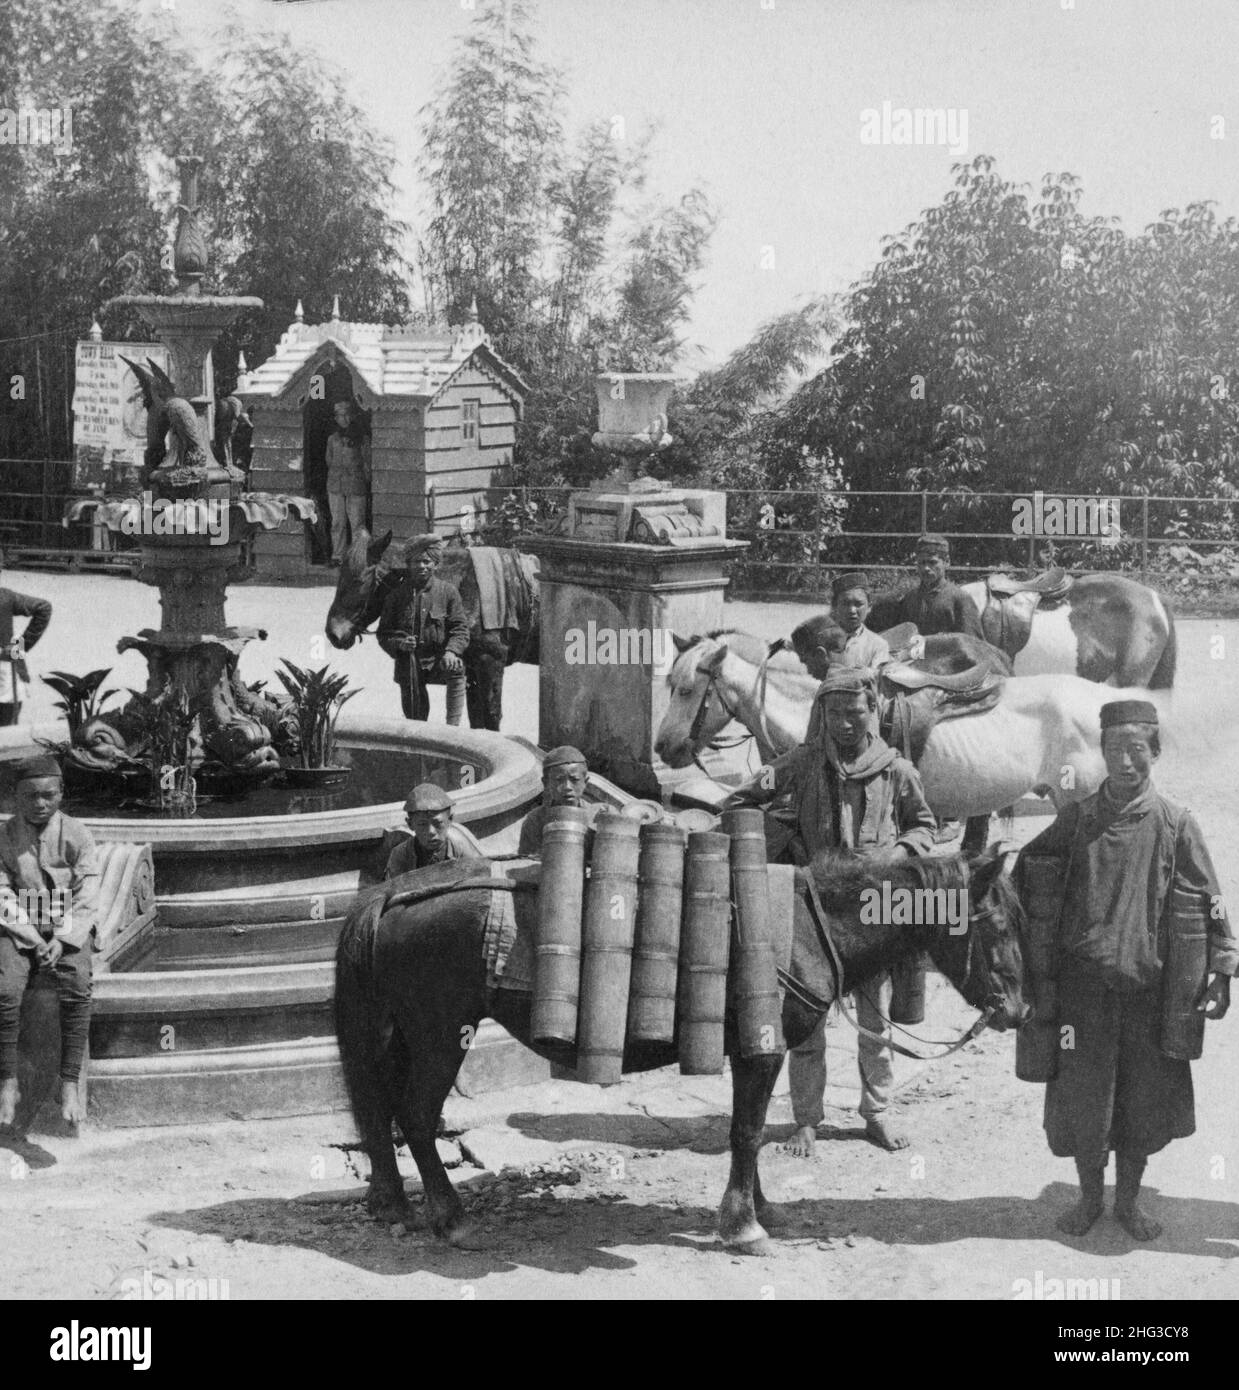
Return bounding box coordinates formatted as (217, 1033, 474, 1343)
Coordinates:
(521, 535, 747, 797)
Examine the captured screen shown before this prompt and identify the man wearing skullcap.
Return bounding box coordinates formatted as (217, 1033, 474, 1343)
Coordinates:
(0, 547, 53, 728)
(794, 575, 894, 746)
(1016, 699, 1235, 1240)
(830, 571, 891, 672)
(726, 665, 937, 1155)
(384, 782, 484, 878)
(517, 746, 603, 856)
(377, 537, 469, 725)
(890, 534, 984, 640)
(0, 756, 99, 1128)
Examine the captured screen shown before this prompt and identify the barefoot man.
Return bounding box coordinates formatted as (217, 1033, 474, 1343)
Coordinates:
(724, 667, 937, 1155)
(0, 756, 100, 1128)
(1016, 699, 1235, 1239)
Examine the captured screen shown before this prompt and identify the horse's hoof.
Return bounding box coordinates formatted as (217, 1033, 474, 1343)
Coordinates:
(722, 1234, 774, 1257)
(444, 1220, 489, 1251)
(719, 1221, 773, 1255)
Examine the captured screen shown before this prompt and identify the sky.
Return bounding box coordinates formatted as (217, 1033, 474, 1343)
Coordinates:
(168, 0, 1239, 364)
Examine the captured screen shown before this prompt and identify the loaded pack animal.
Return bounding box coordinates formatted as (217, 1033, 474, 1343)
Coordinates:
(655, 631, 1172, 824)
(325, 528, 539, 731)
(868, 570, 1176, 688)
(335, 848, 1028, 1252)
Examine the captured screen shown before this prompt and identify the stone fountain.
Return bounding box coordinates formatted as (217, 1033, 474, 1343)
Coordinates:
(66, 155, 313, 782)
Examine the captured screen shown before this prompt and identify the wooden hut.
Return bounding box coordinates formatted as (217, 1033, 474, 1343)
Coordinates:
(237, 299, 527, 577)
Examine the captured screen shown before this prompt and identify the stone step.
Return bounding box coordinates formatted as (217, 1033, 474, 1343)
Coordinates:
(85, 1021, 552, 1128)
(139, 916, 344, 971)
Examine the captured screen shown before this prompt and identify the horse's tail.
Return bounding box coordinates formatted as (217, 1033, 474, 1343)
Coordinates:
(334, 884, 393, 1135)
(1148, 594, 1177, 689)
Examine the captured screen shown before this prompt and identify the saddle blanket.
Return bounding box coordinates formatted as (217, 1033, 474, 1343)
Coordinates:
(470, 547, 533, 634)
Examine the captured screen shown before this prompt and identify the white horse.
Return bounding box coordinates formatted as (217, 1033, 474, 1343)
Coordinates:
(654, 632, 1170, 820)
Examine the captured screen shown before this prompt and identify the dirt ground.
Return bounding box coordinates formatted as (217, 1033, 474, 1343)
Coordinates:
(1, 579, 1237, 1300)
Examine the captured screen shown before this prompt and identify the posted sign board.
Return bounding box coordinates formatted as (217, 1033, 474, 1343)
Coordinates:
(71, 340, 171, 490)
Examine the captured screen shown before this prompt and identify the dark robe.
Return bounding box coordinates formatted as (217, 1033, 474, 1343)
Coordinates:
(1017, 780, 1238, 1160)
(892, 579, 984, 640)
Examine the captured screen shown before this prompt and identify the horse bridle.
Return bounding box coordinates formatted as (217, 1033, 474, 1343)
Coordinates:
(795, 869, 1006, 1062)
(686, 648, 783, 780)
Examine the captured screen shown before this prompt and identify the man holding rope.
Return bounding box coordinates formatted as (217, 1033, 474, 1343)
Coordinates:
(725, 667, 936, 1154)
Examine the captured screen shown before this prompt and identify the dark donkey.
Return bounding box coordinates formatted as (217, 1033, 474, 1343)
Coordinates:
(334, 846, 1027, 1253)
(324, 528, 539, 730)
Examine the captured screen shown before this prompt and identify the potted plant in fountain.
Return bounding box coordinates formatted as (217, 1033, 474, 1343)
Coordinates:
(40, 669, 146, 797)
(275, 661, 358, 788)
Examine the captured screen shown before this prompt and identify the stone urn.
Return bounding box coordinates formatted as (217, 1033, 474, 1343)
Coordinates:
(592, 372, 678, 454)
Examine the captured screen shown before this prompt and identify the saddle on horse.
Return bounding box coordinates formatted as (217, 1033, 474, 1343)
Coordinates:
(979, 567, 1073, 658)
(878, 660, 1005, 765)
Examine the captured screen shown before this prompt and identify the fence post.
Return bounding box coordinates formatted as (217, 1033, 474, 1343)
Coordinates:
(815, 490, 824, 597)
(920, 490, 928, 536)
(1141, 497, 1149, 584)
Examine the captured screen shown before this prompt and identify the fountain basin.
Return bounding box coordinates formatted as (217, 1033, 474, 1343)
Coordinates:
(3, 717, 557, 1126)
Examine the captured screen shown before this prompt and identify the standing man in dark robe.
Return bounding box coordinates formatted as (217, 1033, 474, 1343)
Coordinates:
(1016, 699, 1235, 1240)
(384, 783, 484, 878)
(0, 756, 99, 1129)
(516, 746, 603, 856)
(892, 534, 984, 639)
(724, 668, 937, 1154)
(0, 549, 53, 728)
(377, 536, 469, 725)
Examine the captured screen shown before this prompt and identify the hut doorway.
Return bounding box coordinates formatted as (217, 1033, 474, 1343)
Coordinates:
(302, 362, 372, 566)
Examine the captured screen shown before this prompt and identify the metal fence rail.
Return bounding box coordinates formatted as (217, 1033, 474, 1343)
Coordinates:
(6, 464, 1239, 592)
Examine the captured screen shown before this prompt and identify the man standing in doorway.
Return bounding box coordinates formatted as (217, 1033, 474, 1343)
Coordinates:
(326, 400, 370, 567)
(0, 549, 52, 728)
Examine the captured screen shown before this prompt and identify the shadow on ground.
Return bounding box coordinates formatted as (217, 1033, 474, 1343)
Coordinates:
(145, 1158, 1239, 1279)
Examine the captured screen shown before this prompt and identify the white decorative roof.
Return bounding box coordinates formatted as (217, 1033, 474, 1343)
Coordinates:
(238, 306, 528, 412)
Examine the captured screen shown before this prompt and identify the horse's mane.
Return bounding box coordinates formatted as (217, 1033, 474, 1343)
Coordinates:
(805, 848, 1025, 934)
(807, 848, 972, 909)
(677, 629, 813, 681)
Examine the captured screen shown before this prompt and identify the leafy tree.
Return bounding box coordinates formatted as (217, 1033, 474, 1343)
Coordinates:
(778, 156, 1239, 568)
(416, 0, 715, 492)
(0, 0, 413, 459)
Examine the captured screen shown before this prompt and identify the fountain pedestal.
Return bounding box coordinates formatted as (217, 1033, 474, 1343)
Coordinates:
(523, 484, 747, 797)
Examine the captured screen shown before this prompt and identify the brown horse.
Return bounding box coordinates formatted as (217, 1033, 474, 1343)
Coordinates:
(334, 848, 1027, 1253)
(324, 529, 539, 730)
(869, 574, 1176, 687)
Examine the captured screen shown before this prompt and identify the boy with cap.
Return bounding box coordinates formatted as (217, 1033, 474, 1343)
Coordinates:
(384, 783, 484, 878)
(377, 536, 470, 726)
(0, 756, 100, 1128)
(725, 667, 937, 1153)
(517, 746, 602, 856)
(892, 535, 984, 640)
(1016, 699, 1235, 1240)
(0, 548, 53, 728)
(829, 571, 891, 672)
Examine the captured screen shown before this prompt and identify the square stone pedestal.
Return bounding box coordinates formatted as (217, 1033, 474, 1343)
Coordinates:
(521, 534, 748, 797)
